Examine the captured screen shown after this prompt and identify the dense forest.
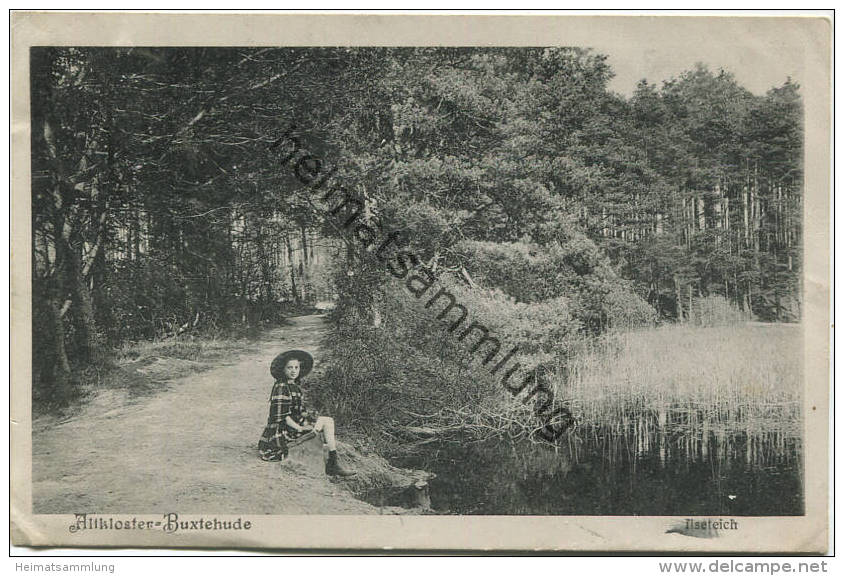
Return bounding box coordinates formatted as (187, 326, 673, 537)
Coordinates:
(31, 48, 802, 431)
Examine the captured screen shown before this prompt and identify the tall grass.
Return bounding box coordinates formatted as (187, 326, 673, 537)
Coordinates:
(558, 323, 803, 438)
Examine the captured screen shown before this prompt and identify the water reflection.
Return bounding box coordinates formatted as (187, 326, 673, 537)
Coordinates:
(371, 414, 803, 516)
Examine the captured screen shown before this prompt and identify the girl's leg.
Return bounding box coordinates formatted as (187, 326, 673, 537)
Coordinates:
(314, 416, 355, 477)
(313, 416, 337, 451)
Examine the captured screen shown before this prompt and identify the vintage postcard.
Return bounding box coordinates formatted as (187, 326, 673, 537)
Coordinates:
(10, 12, 831, 552)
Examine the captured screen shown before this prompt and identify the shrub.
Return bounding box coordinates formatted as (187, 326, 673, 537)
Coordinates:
(316, 262, 583, 434)
(603, 282, 658, 330)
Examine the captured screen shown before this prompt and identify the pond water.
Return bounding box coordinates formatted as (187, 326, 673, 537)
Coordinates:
(365, 424, 803, 516)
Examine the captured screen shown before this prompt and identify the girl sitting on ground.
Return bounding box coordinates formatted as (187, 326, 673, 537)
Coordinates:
(258, 349, 356, 477)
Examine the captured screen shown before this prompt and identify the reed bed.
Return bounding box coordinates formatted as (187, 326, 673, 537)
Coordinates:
(558, 323, 803, 439)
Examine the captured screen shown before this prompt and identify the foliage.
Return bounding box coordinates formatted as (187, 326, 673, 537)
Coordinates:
(459, 238, 655, 332)
(314, 268, 581, 431)
(30, 47, 803, 418)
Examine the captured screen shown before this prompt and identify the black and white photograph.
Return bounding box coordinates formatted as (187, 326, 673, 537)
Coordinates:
(10, 12, 831, 552)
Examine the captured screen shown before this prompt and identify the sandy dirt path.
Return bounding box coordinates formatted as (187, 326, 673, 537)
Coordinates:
(32, 314, 377, 515)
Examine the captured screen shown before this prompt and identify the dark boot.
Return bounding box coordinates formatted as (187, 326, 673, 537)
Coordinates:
(325, 450, 356, 477)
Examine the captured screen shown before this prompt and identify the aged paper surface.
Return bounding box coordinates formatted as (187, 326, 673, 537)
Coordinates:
(11, 12, 831, 552)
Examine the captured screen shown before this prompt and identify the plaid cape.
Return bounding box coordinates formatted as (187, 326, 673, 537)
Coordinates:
(258, 379, 304, 461)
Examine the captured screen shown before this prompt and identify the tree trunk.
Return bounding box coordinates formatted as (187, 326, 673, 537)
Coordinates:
(746, 280, 753, 314)
(48, 295, 72, 387)
(687, 284, 694, 324)
(285, 234, 299, 303)
(752, 162, 760, 252)
(674, 276, 684, 322)
(66, 240, 101, 362)
(743, 183, 750, 248)
(255, 223, 275, 304)
(300, 225, 310, 266)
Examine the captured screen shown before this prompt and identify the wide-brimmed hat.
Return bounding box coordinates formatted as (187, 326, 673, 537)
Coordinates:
(271, 349, 314, 380)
